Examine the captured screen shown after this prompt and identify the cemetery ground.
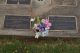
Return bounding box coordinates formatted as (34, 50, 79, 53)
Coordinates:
(0, 36, 80, 53)
(0, 0, 80, 53)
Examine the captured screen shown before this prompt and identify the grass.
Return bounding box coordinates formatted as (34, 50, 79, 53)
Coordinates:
(0, 36, 80, 53)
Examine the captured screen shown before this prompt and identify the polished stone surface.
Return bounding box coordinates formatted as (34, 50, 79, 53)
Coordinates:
(49, 16, 76, 30)
(4, 15, 30, 29)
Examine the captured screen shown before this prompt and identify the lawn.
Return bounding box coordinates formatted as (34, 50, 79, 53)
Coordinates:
(0, 36, 80, 53)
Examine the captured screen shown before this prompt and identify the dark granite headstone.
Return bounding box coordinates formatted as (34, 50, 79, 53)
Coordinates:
(49, 16, 76, 30)
(19, 0, 31, 4)
(4, 15, 31, 29)
(7, 0, 18, 4)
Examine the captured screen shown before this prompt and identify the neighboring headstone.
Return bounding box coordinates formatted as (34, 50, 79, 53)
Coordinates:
(49, 16, 77, 30)
(4, 15, 31, 29)
(19, 0, 31, 4)
(7, 0, 18, 4)
(53, 0, 77, 6)
(7, 0, 31, 4)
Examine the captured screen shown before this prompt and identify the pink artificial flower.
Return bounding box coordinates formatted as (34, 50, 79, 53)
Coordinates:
(41, 18, 52, 29)
(45, 19, 49, 23)
(45, 19, 52, 27)
(48, 23, 52, 27)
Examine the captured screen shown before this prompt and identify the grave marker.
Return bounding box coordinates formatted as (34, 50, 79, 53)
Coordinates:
(49, 16, 77, 31)
(7, 0, 18, 4)
(19, 0, 31, 4)
(4, 15, 31, 29)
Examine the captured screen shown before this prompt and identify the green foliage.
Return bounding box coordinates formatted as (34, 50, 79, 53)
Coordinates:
(34, 16, 41, 24)
(0, 37, 80, 53)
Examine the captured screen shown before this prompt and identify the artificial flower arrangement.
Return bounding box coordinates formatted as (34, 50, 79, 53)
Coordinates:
(31, 16, 52, 39)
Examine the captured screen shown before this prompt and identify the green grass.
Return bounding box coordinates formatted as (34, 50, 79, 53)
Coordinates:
(0, 36, 80, 53)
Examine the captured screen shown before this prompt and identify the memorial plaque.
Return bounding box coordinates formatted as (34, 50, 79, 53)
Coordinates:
(4, 15, 31, 29)
(49, 16, 77, 30)
(7, 0, 18, 4)
(53, 0, 77, 6)
(19, 0, 31, 4)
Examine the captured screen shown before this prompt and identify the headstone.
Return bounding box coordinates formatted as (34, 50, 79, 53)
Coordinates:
(49, 16, 77, 30)
(19, 0, 31, 4)
(7, 0, 18, 4)
(53, 0, 77, 6)
(4, 15, 31, 29)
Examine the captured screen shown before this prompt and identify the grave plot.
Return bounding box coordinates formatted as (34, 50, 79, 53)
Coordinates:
(53, 0, 77, 6)
(49, 16, 77, 31)
(4, 15, 31, 29)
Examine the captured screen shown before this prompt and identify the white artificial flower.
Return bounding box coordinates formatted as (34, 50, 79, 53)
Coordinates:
(30, 18, 35, 21)
(41, 19, 45, 23)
